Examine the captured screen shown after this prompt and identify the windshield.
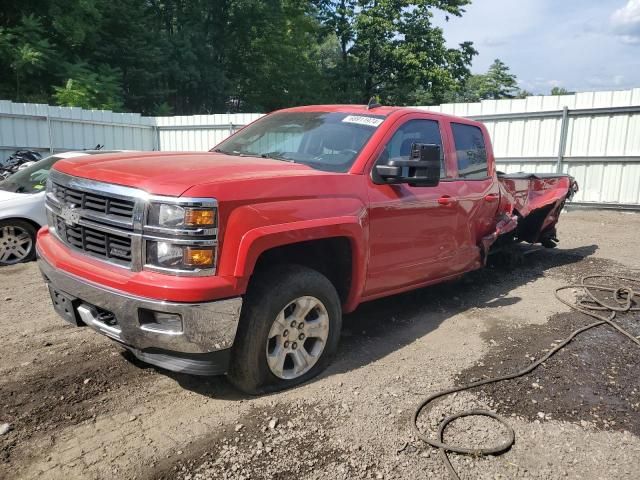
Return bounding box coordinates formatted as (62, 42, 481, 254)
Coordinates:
(212, 111, 385, 172)
(0, 155, 60, 193)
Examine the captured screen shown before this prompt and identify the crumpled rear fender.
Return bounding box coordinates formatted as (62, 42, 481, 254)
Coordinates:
(485, 175, 578, 253)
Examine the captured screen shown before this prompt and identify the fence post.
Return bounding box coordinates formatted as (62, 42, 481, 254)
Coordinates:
(153, 124, 161, 151)
(556, 106, 569, 173)
(46, 114, 54, 154)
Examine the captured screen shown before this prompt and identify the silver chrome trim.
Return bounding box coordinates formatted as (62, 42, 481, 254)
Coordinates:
(46, 207, 132, 269)
(46, 191, 135, 230)
(143, 263, 217, 277)
(143, 225, 218, 237)
(146, 196, 218, 208)
(45, 204, 138, 238)
(77, 305, 123, 341)
(46, 170, 219, 276)
(38, 252, 241, 354)
(142, 235, 217, 246)
(50, 169, 146, 201)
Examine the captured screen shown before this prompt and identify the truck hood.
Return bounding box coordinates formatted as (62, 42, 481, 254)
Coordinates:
(53, 151, 330, 197)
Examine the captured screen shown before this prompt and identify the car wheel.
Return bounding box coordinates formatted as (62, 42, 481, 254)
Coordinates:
(0, 220, 37, 266)
(228, 264, 342, 394)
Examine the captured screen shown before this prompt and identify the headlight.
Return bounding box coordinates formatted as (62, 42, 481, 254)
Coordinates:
(144, 199, 218, 275)
(148, 203, 217, 228)
(147, 241, 215, 270)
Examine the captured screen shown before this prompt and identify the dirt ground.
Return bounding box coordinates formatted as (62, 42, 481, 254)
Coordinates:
(1, 209, 639, 480)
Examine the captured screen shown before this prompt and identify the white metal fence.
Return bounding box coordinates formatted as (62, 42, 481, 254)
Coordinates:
(1, 89, 639, 208)
(154, 113, 263, 151)
(0, 100, 156, 163)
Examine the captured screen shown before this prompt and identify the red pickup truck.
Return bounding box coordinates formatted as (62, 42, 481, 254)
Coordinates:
(37, 105, 577, 393)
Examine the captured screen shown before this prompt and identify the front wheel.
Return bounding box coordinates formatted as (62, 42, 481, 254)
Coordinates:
(0, 220, 37, 266)
(228, 265, 342, 394)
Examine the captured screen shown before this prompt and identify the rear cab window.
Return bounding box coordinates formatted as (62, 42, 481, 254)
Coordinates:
(378, 119, 447, 178)
(451, 123, 488, 179)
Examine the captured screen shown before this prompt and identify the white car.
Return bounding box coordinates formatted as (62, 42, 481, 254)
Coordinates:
(0, 150, 121, 266)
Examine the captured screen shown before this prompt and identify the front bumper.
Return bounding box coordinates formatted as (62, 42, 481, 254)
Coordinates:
(38, 252, 242, 375)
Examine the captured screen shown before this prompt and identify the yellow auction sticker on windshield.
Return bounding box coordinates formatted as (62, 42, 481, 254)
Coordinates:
(341, 115, 384, 127)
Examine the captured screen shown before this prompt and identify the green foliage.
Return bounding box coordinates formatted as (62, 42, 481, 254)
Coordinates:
(456, 59, 526, 102)
(516, 89, 533, 99)
(318, 0, 476, 105)
(551, 86, 574, 96)
(0, 15, 54, 101)
(223, 0, 331, 111)
(53, 64, 123, 110)
(151, 102, 174, 116)
(484, 59, 519, 98)
(0, 0, 522, 113)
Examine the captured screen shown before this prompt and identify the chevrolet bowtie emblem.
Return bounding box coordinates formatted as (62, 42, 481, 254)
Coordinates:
(59, 205, 81, 226)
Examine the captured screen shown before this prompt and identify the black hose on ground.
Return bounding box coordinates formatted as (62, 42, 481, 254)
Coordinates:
(411, 275, 640, 480)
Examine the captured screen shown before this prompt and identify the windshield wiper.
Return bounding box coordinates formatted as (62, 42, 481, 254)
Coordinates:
(213, 148, 240, 156)
(214, 148, 295, 163)
(260, 152, 295, 163)
(213, 148, 259, 158)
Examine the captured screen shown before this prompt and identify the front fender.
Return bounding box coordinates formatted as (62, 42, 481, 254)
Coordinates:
(218, 198, 369, 312)
(0, 192, 46, 228)
(233, 217, 367, 280)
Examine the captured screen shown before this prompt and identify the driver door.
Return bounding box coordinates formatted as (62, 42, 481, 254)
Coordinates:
(364, 115, 467, 297)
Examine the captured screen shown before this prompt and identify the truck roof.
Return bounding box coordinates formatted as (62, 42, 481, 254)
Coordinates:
(276, 104, 481, 125)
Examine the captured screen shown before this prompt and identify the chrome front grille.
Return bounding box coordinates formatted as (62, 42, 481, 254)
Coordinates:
(45, 170, 218, 275)
(54, 216, 133, 264)
(51, 183, 135, 221)
(46, 170, 142, 268)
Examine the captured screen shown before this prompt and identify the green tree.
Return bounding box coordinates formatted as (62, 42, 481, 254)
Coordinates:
(484, 59, 518, 98)
(318, 0, 476, 105)
(551, 86, 574, 96)
(455, 72, 487, 102)
(457, 59, 523, 102)
(93, 0, 169, 114)
(147, 0, 228, 114)
(0, 0, 484, 112)
(222, 0, 332, 111)
(0, 15, 54, 101)
(53, 64, 123, 110)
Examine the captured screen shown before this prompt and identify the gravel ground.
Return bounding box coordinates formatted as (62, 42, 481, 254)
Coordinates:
(0, 209, 639, 480)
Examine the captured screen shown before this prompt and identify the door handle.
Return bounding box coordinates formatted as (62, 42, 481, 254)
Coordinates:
(484, 193, 500, 202)
(437, 195, 457, 206)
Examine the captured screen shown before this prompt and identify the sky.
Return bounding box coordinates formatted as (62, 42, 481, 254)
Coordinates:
(432, 0, 640, 94)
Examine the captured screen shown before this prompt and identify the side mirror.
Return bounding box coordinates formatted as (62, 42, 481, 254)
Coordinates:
(375, 143, 441, 187)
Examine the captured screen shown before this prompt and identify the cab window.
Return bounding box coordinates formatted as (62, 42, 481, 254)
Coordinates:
(378, 119, 446, 178)
(451, 123, 488, 179)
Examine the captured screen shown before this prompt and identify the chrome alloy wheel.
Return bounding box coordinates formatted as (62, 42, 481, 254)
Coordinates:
(0, 225, 33, 265)
(266, 296, 330, 380)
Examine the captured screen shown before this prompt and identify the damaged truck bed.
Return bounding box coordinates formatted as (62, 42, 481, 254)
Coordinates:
(485, 172, 578, 262)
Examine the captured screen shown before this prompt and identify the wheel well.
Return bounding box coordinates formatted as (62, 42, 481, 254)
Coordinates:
(252, 237, 353, 305)
(0, 217, 41, 232)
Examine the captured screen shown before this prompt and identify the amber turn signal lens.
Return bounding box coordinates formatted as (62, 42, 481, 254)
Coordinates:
(183, 247, 214, 267)
(184, 208, 216, 226)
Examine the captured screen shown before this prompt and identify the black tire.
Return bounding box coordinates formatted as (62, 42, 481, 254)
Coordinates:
(0, 219, 37, 266)
(228, 264, 342, 394)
